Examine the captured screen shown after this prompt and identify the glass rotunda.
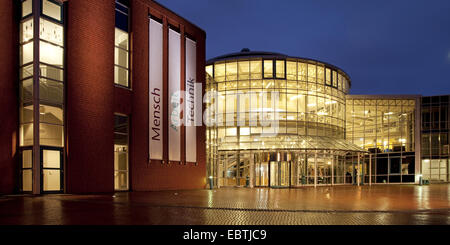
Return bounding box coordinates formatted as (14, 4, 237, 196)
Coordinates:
(205, 49, 366, 188)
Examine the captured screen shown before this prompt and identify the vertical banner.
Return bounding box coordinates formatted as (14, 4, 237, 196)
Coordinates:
(149, 18, 163, 160)
(168, 28, 181, 161)
(185, 37, 197, 163)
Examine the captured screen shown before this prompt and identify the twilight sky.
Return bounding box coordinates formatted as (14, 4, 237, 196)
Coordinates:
(157, 0, 450, 96)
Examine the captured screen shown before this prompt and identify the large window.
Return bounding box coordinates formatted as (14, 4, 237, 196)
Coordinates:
(114, 0, 130, 88)
(19, 0, 65, 193)
(420, 96, 450, 182)
(346, 97, 417, 183)
(205, 58, 348, 152)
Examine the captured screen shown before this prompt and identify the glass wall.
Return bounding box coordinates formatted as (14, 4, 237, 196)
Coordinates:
(205, 55, 361, 188)
(215, 150, 351, 188)
(346, 97, 416, 183)
(19, 0, 65, 193)
(19, 1, 34, 148)
(421, 95, 449, 182)
(114, 114, 129, 191)
(114, 0, 130, 88)
(205, 59, 349, 153)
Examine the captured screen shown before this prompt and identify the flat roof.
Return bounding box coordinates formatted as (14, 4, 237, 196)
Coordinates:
(206, 49, 352, 86)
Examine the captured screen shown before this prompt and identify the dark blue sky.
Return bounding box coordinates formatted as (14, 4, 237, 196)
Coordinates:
(158, 0, 450, 96)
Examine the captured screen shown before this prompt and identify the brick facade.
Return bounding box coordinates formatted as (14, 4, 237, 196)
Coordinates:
(0, 0, 206, 194)
(66, 0, 116, 193)
(129, 0, 206, 191)
(0, 0, 18, 194)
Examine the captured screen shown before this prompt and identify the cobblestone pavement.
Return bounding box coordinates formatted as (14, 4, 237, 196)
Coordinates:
(1, 185, 450, 225)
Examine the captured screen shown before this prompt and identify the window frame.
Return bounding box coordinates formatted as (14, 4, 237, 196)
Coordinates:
(114, 0, 131, 89)
(262, 59, 286, 80)
(40, 0, 64, 24)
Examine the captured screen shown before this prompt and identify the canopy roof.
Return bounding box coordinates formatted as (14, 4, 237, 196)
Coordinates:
(217, 135, 367, 153)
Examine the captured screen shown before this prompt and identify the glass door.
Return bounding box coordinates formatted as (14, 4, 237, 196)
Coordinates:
(40, 147, 63, 193)
(270, 161, 290, 187)
(270, 161, 278, 187)
(219, 153, 238, 187)
(255, 161, 269, 186)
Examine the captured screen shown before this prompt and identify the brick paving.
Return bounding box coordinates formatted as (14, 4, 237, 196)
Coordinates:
(0, 184, 450, 225)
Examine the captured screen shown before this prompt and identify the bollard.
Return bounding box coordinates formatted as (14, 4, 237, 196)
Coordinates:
(208, 176, 213, 189)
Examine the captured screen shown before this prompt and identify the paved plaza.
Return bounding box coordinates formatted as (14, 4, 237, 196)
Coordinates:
(1, 184, 450, 225)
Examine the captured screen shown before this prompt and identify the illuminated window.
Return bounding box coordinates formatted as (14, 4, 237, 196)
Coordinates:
(20, 42, 33, 66)
(22, 150, 33, 191)
(20, 18, 33, 43)
(18, 0, 65, 193)
(206, 65, 213, 77)
(263, 59, 286, 79)
(250, 60, 262, 79)
(286, 61, 296, 80)
(114, 0, 130, 88)
(42, 0, 62, 22)
(275, 60, 285, 79)
(332, 70, 337, 88)
(214, 63, 226, 82)
(238, 61, 249, 80)
(307, 64, 316, 82)
(40, 18, 63, 46)
(325, 68, 331, 86)
(317, 65, 324, 83)
(298, 62, 307, 81)
(263, 60, 273, 78)
(22, 0, 32, 18)
(338, 74, 343, 91)
(40, 41, 63, 67)
(226, 62, 237, 81)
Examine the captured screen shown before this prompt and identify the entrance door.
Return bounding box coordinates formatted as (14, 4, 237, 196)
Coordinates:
(270, 161, 290, 187)
(40, 147, 63, 193)
(219, 153, 238, 187)
(255, 161, 269, 186)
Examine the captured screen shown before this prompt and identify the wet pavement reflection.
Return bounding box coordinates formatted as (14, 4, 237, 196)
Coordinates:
(1, 184, 450, 225)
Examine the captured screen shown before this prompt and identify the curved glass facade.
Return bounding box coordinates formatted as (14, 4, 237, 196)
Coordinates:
(205, 51, 365, 188)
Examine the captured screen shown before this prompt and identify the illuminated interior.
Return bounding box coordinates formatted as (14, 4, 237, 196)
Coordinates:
(205, 51, 364, 188)
(346, 97, 416, 183)
(114, 114, 129, 191)
(114, 1, 130, 88)
(421, 96, 450, 182)
(19, 0, 65, 193)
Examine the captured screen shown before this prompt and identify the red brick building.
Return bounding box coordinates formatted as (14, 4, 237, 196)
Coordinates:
(0, 0, 206, 194)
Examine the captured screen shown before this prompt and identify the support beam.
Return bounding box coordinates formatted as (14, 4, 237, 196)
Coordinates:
(357, 153, 361, 186)
(314, 151, 317, 188)
(331, 154, 334, 186)
(369, 154, 372, 186)
(249, 151, 254, 188)
(32, 0, 41, 195)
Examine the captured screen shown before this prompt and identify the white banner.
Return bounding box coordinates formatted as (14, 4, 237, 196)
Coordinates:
(149, 18, 163, 160)
(168, 28, 181, 161)
(185, 37, 197, 163)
